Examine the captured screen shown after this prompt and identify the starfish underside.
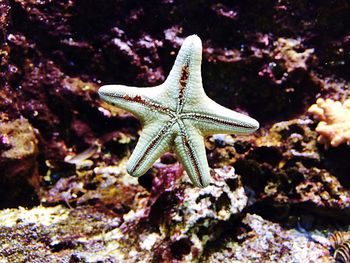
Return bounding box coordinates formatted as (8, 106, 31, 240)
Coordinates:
(99, 35, 259, 187)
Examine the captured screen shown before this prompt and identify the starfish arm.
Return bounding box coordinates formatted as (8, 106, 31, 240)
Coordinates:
(182, 97, 259, 136)
(98, 84, 173, 122)
(173, 121, 211, 187)
(98, 35, 260, 188)
(163, 35, 206, 111)
(126, 120, 176, 177)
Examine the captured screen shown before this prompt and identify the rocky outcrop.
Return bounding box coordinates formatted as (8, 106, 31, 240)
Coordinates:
(0, 118, 39, 208)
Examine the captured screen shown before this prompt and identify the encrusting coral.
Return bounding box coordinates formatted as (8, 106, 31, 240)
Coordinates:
(308, 98, 350, 147)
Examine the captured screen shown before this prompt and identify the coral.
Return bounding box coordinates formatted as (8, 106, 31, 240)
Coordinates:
(308, 98, 350, 147)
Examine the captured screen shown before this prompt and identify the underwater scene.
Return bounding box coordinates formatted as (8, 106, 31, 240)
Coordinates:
(0, 1, 350, 262)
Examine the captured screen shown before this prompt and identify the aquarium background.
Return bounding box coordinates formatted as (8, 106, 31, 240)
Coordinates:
(1, 1, 350, 262)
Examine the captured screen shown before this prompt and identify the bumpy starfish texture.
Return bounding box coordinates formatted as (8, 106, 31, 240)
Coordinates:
(99, 35, 259, 187)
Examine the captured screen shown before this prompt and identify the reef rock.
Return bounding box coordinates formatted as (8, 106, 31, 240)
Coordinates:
(1, 0, 350, 262)
(206, 213, 332, 262)
(0, 118, 40, 208)
(0, 206, 332, 262)
(151, 166, 248, 261)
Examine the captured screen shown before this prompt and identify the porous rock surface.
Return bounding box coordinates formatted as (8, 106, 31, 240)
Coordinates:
(0, 118, 40, 208)
(0, 204, 332, 262)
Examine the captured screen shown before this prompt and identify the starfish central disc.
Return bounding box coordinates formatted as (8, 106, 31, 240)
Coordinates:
(99, 35, 259, 187)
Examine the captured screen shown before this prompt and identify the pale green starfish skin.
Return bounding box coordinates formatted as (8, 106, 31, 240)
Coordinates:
(99, 35, 259, 187)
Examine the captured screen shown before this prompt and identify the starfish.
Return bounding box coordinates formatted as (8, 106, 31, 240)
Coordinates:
(99, 35, 259, 187)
